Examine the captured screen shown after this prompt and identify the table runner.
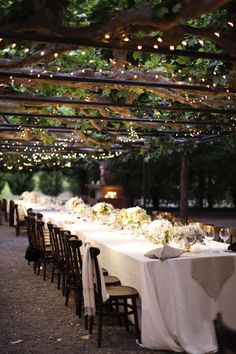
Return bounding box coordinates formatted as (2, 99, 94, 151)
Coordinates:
(191, 256, 235, 300)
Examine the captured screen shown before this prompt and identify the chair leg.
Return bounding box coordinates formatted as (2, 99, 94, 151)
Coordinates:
(15, 224, 20, 236)
(37, 261, 41, 276)
(33, 261, 37, 273)
(85, 315, 88, 330)
(132, 298, 141, 343)
(115, 299, 122, 326)
(124, 299, 129, 332)
(51, 265, 55, 283)
(98, 313, 103, 347)
(62, 271, 66, 296)
(43, 260, 46, 280)
(75, 296, 82, 318)
(57, 272, 61, 289)
(89, 315, 94, 334)
(65, 286, 70, 306)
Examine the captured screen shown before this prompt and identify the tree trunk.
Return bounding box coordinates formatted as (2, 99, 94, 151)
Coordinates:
(180, 151, 189, 223)
(197, 167, 205, 209)
(142, 158, 147, 209)
(207, 174, 213, 209)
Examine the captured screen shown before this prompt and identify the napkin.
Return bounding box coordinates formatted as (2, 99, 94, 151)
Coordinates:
(144, 244, 184, 260)
(82, 244, 109, 316)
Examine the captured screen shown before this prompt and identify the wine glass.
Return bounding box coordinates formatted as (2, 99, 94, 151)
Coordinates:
(219, 228, 230, 243)
(184, 234, 196, 251)
(204, 229, 215, 249)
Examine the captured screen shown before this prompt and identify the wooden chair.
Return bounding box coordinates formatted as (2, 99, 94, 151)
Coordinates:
(9, 200, 15, 226)
(88, 246, 141, 347)
(47, 224, 68, 293)
(214, 313, 236, 354)
(2, 198, 8, 222)
(35, 220, 53, 280)
(47, 222, 62, 287)
(14, 204, 27, 236)
(64, 236, 83, 317)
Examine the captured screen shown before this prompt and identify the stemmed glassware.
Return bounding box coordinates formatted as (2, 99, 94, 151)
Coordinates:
(204, 229, 215, 249)
(219, 228, 230, 243)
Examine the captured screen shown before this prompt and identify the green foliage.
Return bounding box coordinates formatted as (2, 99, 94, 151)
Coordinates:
(4, 172, 34, 195)
(38, 171, 63, 196)
(0, 173, 7, 193)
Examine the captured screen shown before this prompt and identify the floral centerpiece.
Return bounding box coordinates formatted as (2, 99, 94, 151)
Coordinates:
(173, 224, 204, 250)
(75, 203, 93, 219)
(21, 190, 43, 203)
(174, 224, 204, 240)
(38, 195, 56, 208)
(119, 206, 151, 231)
(92, 202, 114, 222)
(148, 219, 173, 244)
(65, 196, 85, 212)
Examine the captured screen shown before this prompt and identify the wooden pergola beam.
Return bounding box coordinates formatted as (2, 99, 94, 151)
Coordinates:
(0, 31, 235, 62)
(0, 70, 234, 94)
(0, 94, 236, 114)
(0, 111, 234, 126)
(0, 123, 234, 137)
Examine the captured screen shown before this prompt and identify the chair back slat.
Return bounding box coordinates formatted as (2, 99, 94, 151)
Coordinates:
(9, 200, 15, 226)
(90, 247, 104, 305)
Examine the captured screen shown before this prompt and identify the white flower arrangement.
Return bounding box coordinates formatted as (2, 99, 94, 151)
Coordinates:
(148, 219, 173, 244)
(21, 190, 43, 203)
(75, 203, 92, 218)
(92, 202, 114, 221)
(65, 196, 85, 211)
(120, 206, 151, 229)
(174, 224, 203, 239)
(38, 195, 56, 207)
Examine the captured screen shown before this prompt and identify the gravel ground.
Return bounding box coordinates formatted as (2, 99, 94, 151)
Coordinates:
(2, 209, 233, 354)
(0, 222, 174, 354)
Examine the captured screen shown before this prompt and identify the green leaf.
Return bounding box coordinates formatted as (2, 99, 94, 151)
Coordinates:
(102, 87, 111, 96)
(133, 51, 142, 61)
(172, 3, 182, 14)
(155, 6, 169, 18)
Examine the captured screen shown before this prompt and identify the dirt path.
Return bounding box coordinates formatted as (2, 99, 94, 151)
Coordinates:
(0, 223, 173, 354)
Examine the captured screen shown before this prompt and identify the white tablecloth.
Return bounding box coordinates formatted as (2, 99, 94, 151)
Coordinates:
(35, 210, 236, 353)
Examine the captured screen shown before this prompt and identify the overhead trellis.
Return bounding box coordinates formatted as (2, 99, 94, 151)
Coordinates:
(0, 0, 236, 161)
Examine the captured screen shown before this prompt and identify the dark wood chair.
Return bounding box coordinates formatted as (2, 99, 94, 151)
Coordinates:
(47, 224, 68, 293)
(214, 313, 236, 354)
(88, 246, 141, 347)
(9, 200, 15, 227)
(14, 204, 27, 236)
(0, 200, 2, 225)
(64, 236, 83, 317)
(35, 220, 53, 280)
(2, 198, 8, 222)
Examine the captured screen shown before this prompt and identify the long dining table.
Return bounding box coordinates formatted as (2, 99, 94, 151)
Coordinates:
(23, 206, 236, 353)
